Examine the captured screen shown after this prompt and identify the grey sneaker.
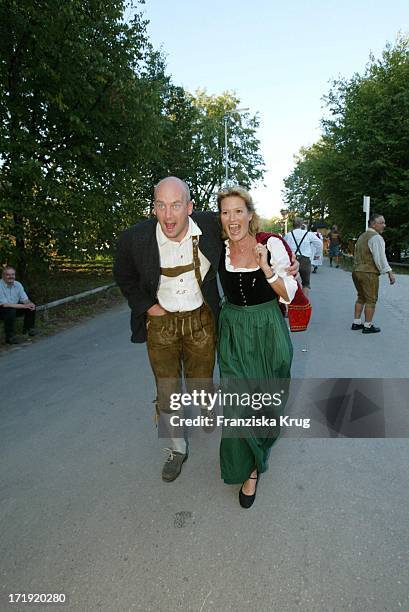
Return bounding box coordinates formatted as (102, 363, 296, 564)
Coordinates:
(162, 448, 188, 482)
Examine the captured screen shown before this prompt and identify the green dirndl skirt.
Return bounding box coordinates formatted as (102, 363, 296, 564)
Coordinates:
(218, 299, 293, 484)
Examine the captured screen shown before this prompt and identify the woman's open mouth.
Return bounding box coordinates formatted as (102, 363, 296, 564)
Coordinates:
(228, 223, 241, 237)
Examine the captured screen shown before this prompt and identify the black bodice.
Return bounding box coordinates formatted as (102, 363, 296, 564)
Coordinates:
(219, 244, 277, 306)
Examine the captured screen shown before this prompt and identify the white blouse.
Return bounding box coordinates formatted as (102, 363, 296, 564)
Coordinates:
(225, 237, 298, 304)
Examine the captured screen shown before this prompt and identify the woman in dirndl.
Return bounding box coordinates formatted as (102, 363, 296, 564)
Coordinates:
(217, 186, 297, 508)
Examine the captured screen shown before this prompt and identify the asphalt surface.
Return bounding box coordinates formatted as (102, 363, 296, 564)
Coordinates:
(1, 260, 408, 612)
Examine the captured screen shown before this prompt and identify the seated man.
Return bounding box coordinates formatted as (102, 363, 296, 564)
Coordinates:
(0, 266, 38, 344)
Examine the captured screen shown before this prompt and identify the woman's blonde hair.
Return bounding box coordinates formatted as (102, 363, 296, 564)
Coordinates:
(216, 185, 260, 238)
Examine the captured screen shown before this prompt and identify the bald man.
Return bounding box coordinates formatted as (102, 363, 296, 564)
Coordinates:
(114, 177, 222, 481)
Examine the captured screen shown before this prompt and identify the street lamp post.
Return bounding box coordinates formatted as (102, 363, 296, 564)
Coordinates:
(224, 115, 229, 185)
(223, 107, 249, 186)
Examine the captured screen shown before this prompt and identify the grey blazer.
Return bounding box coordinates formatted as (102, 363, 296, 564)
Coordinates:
(113, 211, 223, 343)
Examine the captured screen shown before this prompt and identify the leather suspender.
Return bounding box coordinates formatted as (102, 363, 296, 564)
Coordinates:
(160, 236, 202, 286)
(191, 237, 202, 286)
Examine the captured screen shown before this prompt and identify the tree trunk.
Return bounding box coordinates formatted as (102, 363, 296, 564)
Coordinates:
(12, 212, 28, 281)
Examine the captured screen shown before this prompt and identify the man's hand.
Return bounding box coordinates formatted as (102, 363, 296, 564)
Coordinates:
(287, 253, 299, 277)
(147, 304, 167, 316)
(388, 271, 396, 285)
(25, 302, 36, 310)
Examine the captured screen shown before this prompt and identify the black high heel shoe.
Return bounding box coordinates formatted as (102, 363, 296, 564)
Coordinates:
(239, 472, 259, 509)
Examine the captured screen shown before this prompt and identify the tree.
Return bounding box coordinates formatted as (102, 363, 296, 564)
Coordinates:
(189, 90, 265, 209)
(258, 216, 283, 234)
(282, 143, 328, 225)
(149, 88, 265, 210)
(0, 0, 164, 276)
(283, 35, 409, 258)
(0, 1, 267, 284)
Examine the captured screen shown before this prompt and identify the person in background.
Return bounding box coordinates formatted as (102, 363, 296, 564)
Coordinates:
(310, 225, 324, 273)
(328, 225, 341, 268)
(284, 217, 322, 297)
(0, 266, 38, 344)
(351, 213, 395, 334)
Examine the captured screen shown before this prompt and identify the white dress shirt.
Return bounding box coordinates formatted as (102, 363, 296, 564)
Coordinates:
(0, 280, 28, 305)
(156, 217, 211, 312)
(284, 228, 323, 259)
(367, 229, 392, 274)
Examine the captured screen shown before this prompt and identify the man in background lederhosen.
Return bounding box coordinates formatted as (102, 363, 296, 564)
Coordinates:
(284, 217, 322, 297)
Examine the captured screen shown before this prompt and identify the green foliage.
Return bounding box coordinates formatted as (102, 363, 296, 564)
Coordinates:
(282, 143, 328, 225)
(153, 88, 265, 210)
(190, 90, 265, 209)
(283, 35, 409, 260)
(258, 216, 283, 234)
(0, 0, 164, 276)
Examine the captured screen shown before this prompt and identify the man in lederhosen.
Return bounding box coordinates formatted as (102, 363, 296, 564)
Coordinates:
(284, 217, 322, 297)
(114, 177, 222, 481)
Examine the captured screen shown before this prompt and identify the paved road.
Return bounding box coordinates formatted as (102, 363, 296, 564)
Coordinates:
(1, 261, 408, 611)
(291, 261, 409, 377)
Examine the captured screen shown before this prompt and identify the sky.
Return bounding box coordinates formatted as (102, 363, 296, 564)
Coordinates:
(139, 0, 409, 217)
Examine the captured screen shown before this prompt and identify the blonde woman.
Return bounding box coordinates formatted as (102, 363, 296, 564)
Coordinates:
(217, 186, 297, 508)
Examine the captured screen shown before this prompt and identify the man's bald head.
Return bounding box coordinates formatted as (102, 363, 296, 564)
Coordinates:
(153, 176, 193, 242)
(154, 177, 190, 204)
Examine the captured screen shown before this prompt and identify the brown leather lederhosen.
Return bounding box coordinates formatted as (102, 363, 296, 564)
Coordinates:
(146, 237, 216, 422)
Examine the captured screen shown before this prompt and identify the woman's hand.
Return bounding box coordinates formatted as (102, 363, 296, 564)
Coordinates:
(253, 243, 272, 276)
